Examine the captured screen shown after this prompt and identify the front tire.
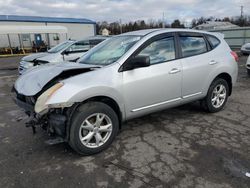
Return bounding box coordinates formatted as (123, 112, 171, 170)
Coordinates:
(69, 102, 119, 155)
(202, 78, 229, 113)
(247, 69, 250, 76)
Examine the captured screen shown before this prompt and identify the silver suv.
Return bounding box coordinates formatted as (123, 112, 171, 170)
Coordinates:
(13, 29, 238, 155)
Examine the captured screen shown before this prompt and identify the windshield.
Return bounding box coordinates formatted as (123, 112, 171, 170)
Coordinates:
(48, 41, 74, 53)
(78, 35, 141, 65)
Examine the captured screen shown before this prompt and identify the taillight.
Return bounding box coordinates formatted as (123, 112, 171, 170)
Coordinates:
(230, 51, 239, 62)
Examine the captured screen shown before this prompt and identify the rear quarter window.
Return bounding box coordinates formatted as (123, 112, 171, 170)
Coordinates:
(206, 35, 220, 49)
(180, 36, 207, 57)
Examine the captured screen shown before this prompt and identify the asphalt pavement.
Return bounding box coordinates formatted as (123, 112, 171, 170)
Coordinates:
(0, 55, 250, 188)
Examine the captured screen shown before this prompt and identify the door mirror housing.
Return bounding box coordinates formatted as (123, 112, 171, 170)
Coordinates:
(122, 55, 150, 71)
(62, 50, 70, 55)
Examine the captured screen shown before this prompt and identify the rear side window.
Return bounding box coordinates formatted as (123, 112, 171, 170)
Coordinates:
(206, 35, 220, 49)
(180, 36, 207, 57)
(138, 37, 176, 65)
(90, 39, 104, 48)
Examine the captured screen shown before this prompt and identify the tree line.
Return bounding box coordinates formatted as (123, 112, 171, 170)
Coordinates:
(96, 15, 250, 35)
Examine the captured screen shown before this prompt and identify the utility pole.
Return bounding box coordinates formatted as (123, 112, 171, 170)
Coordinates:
(162, 12, 165, 28)
(240, 5, 245, 26)
(119, 19, 122, 34)
(240, 5, 244, 19)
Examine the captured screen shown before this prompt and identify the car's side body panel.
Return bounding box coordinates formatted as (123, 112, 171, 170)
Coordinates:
(122, 58, 182, 119)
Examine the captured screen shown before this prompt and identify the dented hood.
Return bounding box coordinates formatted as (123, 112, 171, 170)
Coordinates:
(14, 62, 99, 96)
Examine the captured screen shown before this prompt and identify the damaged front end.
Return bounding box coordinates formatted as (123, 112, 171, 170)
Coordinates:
(12, 83, 73, 141)
(13, 62, 99, 143)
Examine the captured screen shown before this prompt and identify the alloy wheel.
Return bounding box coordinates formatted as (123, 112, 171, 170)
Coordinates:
(79, 113, 113, 148)
(211, 84, 227, 108)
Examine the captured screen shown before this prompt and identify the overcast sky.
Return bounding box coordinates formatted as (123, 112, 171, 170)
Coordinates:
(0, 0, 249, 24)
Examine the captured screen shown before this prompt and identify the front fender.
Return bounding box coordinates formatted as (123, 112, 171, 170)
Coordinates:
(46, 83, 125, 118)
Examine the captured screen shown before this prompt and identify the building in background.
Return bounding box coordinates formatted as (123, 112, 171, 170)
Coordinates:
(0, 15, 96, 55)
(194, 21, 250, 49)
(0, 25, 68, 54)
(210, 27, 250, 49)
(194, 21, 239, 30)
(101, 28, 110, 36)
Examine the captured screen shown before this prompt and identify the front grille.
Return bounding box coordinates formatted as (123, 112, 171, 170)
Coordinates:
(17, 93, 26, 102)
(13, 88, 35, 106)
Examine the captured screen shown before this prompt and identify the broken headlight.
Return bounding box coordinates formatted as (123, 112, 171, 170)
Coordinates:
(35, 82, 64, 114)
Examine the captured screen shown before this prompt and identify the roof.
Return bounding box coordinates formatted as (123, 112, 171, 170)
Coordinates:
(0, 25, 68, 34)
(120, 29, 162, 36)
(120, 28, 218, 37)
(0, 15, 96, 24)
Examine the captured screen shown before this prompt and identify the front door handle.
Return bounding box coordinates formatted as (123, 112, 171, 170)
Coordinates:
(169, 68, 181, 74)
(209, 60, 218, 65)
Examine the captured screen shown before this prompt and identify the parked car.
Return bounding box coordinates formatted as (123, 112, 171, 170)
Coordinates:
(246, 55, 250, 76)
(241, 43, 250, 55)
(13, 29, 238, 155)
(18, 36, 108, 74)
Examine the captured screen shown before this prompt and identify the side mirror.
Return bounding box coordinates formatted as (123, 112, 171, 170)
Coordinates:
(62, 50, 70, 55)
(122, 55, 150, 71)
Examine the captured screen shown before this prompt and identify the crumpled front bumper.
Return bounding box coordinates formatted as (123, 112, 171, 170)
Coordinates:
(14, 97, 34, 113)
(11, 87, 34, 114)
(12, 87, 67, 137)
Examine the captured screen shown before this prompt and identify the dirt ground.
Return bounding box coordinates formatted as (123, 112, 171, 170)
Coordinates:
(0, 56, 250, 188)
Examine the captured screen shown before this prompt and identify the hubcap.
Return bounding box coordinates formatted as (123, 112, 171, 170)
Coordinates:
(211, 84, 226, 108)
(79, 113, 112, 148)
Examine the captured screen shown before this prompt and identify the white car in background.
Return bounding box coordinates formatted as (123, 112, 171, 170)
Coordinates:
(18, 36, 108, 74)
(246, 55, 250, 76)
(241, 43, 250, 55)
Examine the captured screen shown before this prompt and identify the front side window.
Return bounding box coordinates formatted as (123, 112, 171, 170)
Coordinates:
(137, 37, 176, 65)
(67, 41, 90, 52)
(48, 41, 73, 53)
(180, 36, 207, 57)
(79, 35, 141, 66)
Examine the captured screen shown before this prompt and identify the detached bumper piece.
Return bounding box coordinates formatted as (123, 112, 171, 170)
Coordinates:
(14, 97, 34, 113)
(49, 114, 67, 136)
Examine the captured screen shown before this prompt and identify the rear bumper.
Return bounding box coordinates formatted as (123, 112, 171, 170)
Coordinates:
(246, 64, 250, 70)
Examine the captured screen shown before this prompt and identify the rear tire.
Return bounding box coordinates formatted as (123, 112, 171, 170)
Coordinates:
(202, 78, 229, 113)
(69, 102, 119, 155)
(247, 69, 250, 76)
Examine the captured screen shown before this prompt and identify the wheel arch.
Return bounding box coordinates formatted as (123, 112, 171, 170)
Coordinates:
(65, 95, 124, 141)
(84, 96, 123, 128)
(211, 72, 232, 96)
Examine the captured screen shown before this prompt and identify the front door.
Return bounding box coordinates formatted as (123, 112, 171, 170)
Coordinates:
(122, 34, 182, 118)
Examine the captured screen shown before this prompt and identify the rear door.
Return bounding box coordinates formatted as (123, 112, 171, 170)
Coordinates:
(178, 32, 213, 99)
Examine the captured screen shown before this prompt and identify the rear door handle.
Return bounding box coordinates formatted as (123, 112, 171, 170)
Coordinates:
(169, 68, 181, 74)
(209, 60, 218, 65)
